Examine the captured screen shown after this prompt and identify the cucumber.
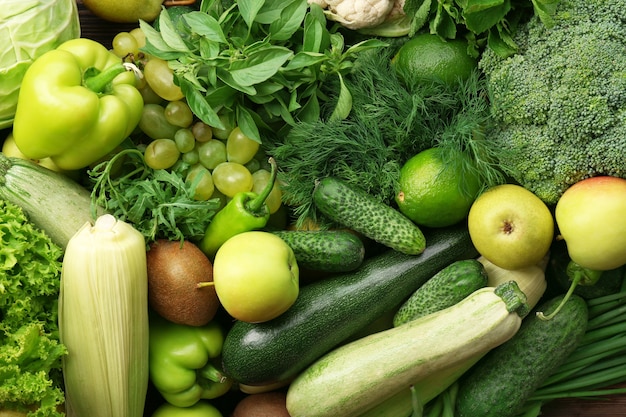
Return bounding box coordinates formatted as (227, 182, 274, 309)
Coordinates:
(0, 153, 103, 249)
(393, 259, 488, 327)
(221, 224, 478, 386)
(455, 293, 589, 417)
(286, 282, 528, 417)
(312, 177, 426, 255)
(272, 229, 365, 272)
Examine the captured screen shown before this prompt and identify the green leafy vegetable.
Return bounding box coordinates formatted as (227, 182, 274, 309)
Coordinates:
(0, 0, 80, 129)
(478, 0, 626, 205)
(139, 0, 386, 142)
(403, 0, 559, 57)
(89, 148, 221, 244)
(0, 198, 66, 416)
(263, 45, 508, 226)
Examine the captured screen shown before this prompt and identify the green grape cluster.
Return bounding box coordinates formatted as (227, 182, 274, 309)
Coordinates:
(110, 28, 282, 213)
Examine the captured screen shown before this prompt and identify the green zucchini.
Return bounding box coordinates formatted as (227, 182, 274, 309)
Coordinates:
(393, 259, 488, 327)
(454, 293, 589, 417)
(0, 153, 103, 249)
(285, 282, 529, 417)
(272, 229, 366, 273)
(312, 177, 426, 255)
(221, 224, 478, 386)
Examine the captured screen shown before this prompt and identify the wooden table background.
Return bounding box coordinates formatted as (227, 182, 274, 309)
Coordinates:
(74, 1, 626, 415)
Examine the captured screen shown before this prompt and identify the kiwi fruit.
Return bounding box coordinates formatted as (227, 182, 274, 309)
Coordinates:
(232, 391, 290, 417)
(147, 239, 219, 326)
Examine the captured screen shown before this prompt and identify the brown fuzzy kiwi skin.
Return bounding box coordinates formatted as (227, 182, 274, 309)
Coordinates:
(232, 391, 291, 417)
(146, 239, 219, 326)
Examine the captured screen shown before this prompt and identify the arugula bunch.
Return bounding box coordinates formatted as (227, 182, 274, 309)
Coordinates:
(89, 148, 221, 244)
(140, 0, 386, 143)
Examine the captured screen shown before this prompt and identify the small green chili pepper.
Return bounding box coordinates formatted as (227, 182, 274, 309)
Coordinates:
(199, 157, 277, 259)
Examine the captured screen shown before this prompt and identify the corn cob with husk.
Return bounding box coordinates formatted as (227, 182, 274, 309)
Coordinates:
(59, 214, 149, 417)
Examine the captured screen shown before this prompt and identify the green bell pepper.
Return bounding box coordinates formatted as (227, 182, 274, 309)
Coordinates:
(12, 38, 143, 171)
(199, 157, 277, 259)
(151, 400, 223, 417)
(149, 315, 233, 408)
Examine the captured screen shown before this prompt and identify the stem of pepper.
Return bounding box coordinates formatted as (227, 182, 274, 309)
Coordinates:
(245, 157, 277, 214)
(84, 63, 137, 93)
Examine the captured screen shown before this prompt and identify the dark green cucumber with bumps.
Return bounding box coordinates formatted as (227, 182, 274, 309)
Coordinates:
(393, 258, 488, 327)
(272, 229, 366, 273)
(312, 177, 426, 255)
(221, 224, 478, 386)
(455, 293, 589, 417)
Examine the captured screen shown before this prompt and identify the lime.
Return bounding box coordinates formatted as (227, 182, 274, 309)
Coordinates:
(395, 147, 481, 228)
(392, 33, 477, 86)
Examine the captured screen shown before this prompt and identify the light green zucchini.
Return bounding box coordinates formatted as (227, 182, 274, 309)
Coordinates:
(0, 153, 103, 249)
(285, 281, 529, 417)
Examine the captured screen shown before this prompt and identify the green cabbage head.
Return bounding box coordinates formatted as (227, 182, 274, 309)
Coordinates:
(0, 0, 80, 129)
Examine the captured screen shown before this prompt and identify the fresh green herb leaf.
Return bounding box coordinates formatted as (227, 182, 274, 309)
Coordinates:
(229, 46, 293, 86)
(140, 0, 385, 141)
(238, 0, 264, 28)
(183, 11, 228, 43)
(89, 148, 221, 244)
(269, 0, 308, 40)
(158, 7, 192, 52)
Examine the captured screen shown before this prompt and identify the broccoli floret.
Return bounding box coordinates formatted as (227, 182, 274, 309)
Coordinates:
(479, 0, 626, 205)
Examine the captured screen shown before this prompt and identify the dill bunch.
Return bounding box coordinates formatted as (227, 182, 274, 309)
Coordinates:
(264, 44, 508, 226)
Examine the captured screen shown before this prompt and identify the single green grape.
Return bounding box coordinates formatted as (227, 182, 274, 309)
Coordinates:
(165, 100, 194, 128)
(252, 168, 283, 214)
(212, 112, 234, 140)
(174, 128, 195, 153)
(244, 158, 261, 174)
(129, 27, 146, 49)
(112, 32, 139, 59)
(144, 57, 184, 101)
(144, 139, 180, 170)
(192, 121, 213, 142)
(226, 127, 260, 165)
(182, 149, 200, 165)
(212, 162, 254, 198)
(197, 140, 227, 170)
(139, 104, 179, 140)
(186, 164, 215, 201)
(137, 82, 163, 105)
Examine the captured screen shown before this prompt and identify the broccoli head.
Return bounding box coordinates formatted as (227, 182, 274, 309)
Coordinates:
(479, 0, 626, 205)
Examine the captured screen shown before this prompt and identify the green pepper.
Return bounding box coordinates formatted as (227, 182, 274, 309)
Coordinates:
(199, 157, 278, 259)
(149, 315, 233, 408)
(12, 38, 143, 171)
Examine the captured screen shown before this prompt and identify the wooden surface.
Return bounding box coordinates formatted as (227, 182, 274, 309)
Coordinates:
(541, 391, 626, 416)
(74, 2, 626, 415)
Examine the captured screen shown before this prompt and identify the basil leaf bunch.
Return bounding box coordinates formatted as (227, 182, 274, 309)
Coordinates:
(140, 0, 387, 143)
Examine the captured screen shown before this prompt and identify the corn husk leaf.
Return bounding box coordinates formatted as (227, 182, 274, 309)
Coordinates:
(59, 214, 149, 417)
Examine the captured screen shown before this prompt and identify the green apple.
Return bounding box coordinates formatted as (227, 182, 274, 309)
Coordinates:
(468, 184, 554, 270)
(556, 176, 626, 271)
(212, 231, 299, 323)
(82, 0, 163, 23)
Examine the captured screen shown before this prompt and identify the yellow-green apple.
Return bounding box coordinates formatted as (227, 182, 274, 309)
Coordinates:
(468, 184, 554, 270)
(555, 176, 626, 271)
(82, 0, 163, 23)
(212, 231, 299, 323)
